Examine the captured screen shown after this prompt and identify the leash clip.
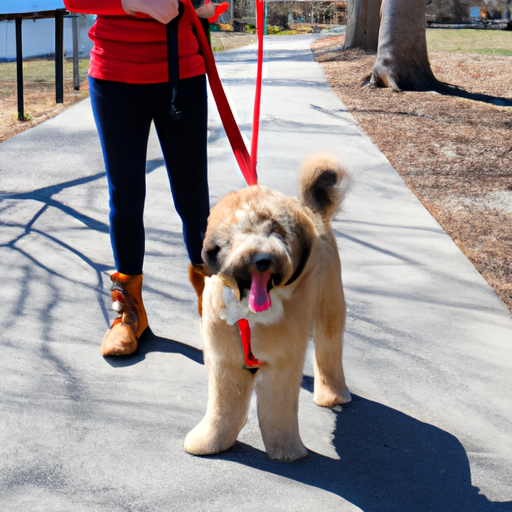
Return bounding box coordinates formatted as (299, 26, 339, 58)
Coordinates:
(169, 104, 181, 120)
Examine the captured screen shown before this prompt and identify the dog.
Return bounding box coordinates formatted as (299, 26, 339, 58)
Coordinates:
(184, 152, 352, 462)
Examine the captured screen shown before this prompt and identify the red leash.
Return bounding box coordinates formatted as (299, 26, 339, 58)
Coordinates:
(243, 0, 265, 370)
(190, 1, 266, 370)
(188, 0, 260, 186)
(250, 0, 265, 180)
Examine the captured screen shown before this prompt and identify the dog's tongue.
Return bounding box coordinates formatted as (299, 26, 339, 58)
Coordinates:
(249, 270, 271, 313)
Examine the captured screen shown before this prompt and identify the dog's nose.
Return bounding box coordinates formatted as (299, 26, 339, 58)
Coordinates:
(255, 259, 271, 272)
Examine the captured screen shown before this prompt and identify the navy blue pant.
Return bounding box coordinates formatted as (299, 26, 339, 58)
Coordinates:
(89, 75, 209, 274)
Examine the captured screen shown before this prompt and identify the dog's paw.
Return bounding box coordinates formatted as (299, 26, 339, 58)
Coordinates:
(314, 384, 352, 408)
(183, 422, 235, 456)
(183, 428, 217, 456)
(266, 441, 308, 463)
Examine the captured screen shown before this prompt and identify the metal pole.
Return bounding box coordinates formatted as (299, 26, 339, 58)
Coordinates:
(55, 10, 64, 103)
(72, 15, 80, 90)
(15, 17, 24, 120)
(264, 1, 267, 35)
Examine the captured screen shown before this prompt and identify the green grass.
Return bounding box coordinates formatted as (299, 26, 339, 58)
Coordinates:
(426, 28, 512, 56)
(0, 58, 90, 83)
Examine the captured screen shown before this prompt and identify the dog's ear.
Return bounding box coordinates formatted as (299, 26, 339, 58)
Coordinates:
(202, 238, 243, 301)
(201, 240, 221, 274)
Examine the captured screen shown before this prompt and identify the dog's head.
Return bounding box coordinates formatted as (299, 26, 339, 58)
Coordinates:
(202, 185, 315, 313)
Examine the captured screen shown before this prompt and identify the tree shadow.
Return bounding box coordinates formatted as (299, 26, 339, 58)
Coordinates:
(212, 388, 512, 512)
(363, 74, 512, 107)
(435, 82, 512, 107)
(102, 328, 204, 368)
(0, 157, 170, 329)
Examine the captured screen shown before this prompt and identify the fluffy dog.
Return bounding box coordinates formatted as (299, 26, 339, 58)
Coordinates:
(185, 153, 352, 462)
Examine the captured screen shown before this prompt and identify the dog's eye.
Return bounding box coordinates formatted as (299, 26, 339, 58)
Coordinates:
(266, 220, 287, 239)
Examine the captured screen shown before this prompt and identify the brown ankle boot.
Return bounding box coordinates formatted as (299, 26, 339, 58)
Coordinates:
(101, 272, 148, 357)
(188, 264, 209, 316)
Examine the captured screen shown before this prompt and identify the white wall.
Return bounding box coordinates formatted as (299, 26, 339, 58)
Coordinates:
(0, 15, 94, 61)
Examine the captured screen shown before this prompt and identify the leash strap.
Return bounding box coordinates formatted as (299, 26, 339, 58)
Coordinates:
(250, 0, 264, 178)
(166, 4, 184, 120)
(186, 0, 258, 186)
(186, 1, 266, 370)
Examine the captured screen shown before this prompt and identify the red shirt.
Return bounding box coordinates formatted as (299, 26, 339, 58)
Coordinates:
(64, 0, 205, 83)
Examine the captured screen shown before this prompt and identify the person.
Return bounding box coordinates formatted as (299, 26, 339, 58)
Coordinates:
(64, 0, 215, 357)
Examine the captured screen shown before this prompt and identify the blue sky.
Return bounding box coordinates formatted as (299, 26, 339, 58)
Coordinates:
(1, 1, 66, 15)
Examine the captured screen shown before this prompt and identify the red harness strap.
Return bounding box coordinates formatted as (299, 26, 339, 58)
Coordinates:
(238, 319, 264, 372)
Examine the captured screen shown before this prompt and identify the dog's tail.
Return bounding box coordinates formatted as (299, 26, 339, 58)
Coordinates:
(298, 152, 351, 222)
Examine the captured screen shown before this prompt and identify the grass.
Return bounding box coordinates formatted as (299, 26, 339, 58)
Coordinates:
(0, 57, 90, 83)
(426, 28, 512, 55)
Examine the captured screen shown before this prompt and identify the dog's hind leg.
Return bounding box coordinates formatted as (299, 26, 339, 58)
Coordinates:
(313, 279, 351, 408)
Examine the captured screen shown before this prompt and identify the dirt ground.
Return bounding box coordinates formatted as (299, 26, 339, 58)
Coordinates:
(0, 78, 89, 144)
(311, 35, 512, 316)
(1, 34, 510, 315)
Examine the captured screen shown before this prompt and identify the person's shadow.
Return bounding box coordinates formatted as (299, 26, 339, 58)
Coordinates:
(104, 333, 511, 511)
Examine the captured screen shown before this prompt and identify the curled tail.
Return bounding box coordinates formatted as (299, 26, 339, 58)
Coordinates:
(298, 152, 351, 222)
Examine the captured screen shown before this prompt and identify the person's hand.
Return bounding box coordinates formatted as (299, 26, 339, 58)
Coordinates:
(196, 0, 229, 22)
(195, 0, 216, 19)
(121, 0, 179, 24)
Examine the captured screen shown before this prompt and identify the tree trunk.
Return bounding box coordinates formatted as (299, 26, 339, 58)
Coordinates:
(371, 0, 440, 91)
(343, 0, 382, 52)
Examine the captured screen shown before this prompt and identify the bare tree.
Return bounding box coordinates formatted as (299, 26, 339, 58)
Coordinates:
(371, 0, 439, 91)
(343, 0, 382, 52)
(363, 0, 512, 105)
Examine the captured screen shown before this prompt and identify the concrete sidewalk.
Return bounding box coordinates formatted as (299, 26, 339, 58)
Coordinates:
(1, 35, 512, 511)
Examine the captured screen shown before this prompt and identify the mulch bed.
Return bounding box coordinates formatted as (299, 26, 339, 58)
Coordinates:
(311, 35, 512, 315)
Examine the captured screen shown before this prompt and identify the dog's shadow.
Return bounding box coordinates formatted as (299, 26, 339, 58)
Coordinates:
(102, 336, 510, 511)
(102, 328, 204, 368)
(217, 386, 512, 512)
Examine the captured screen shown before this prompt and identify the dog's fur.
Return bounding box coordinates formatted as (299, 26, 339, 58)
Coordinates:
(184, 153, 352, 462)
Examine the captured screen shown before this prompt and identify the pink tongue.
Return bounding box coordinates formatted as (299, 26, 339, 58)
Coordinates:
(249, 270, 272, 313)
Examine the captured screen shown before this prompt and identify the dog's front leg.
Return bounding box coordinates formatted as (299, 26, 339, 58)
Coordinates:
(255, 362, 308, 462)
(184, 352, 254, 456)
(184, 278, 254, 456)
